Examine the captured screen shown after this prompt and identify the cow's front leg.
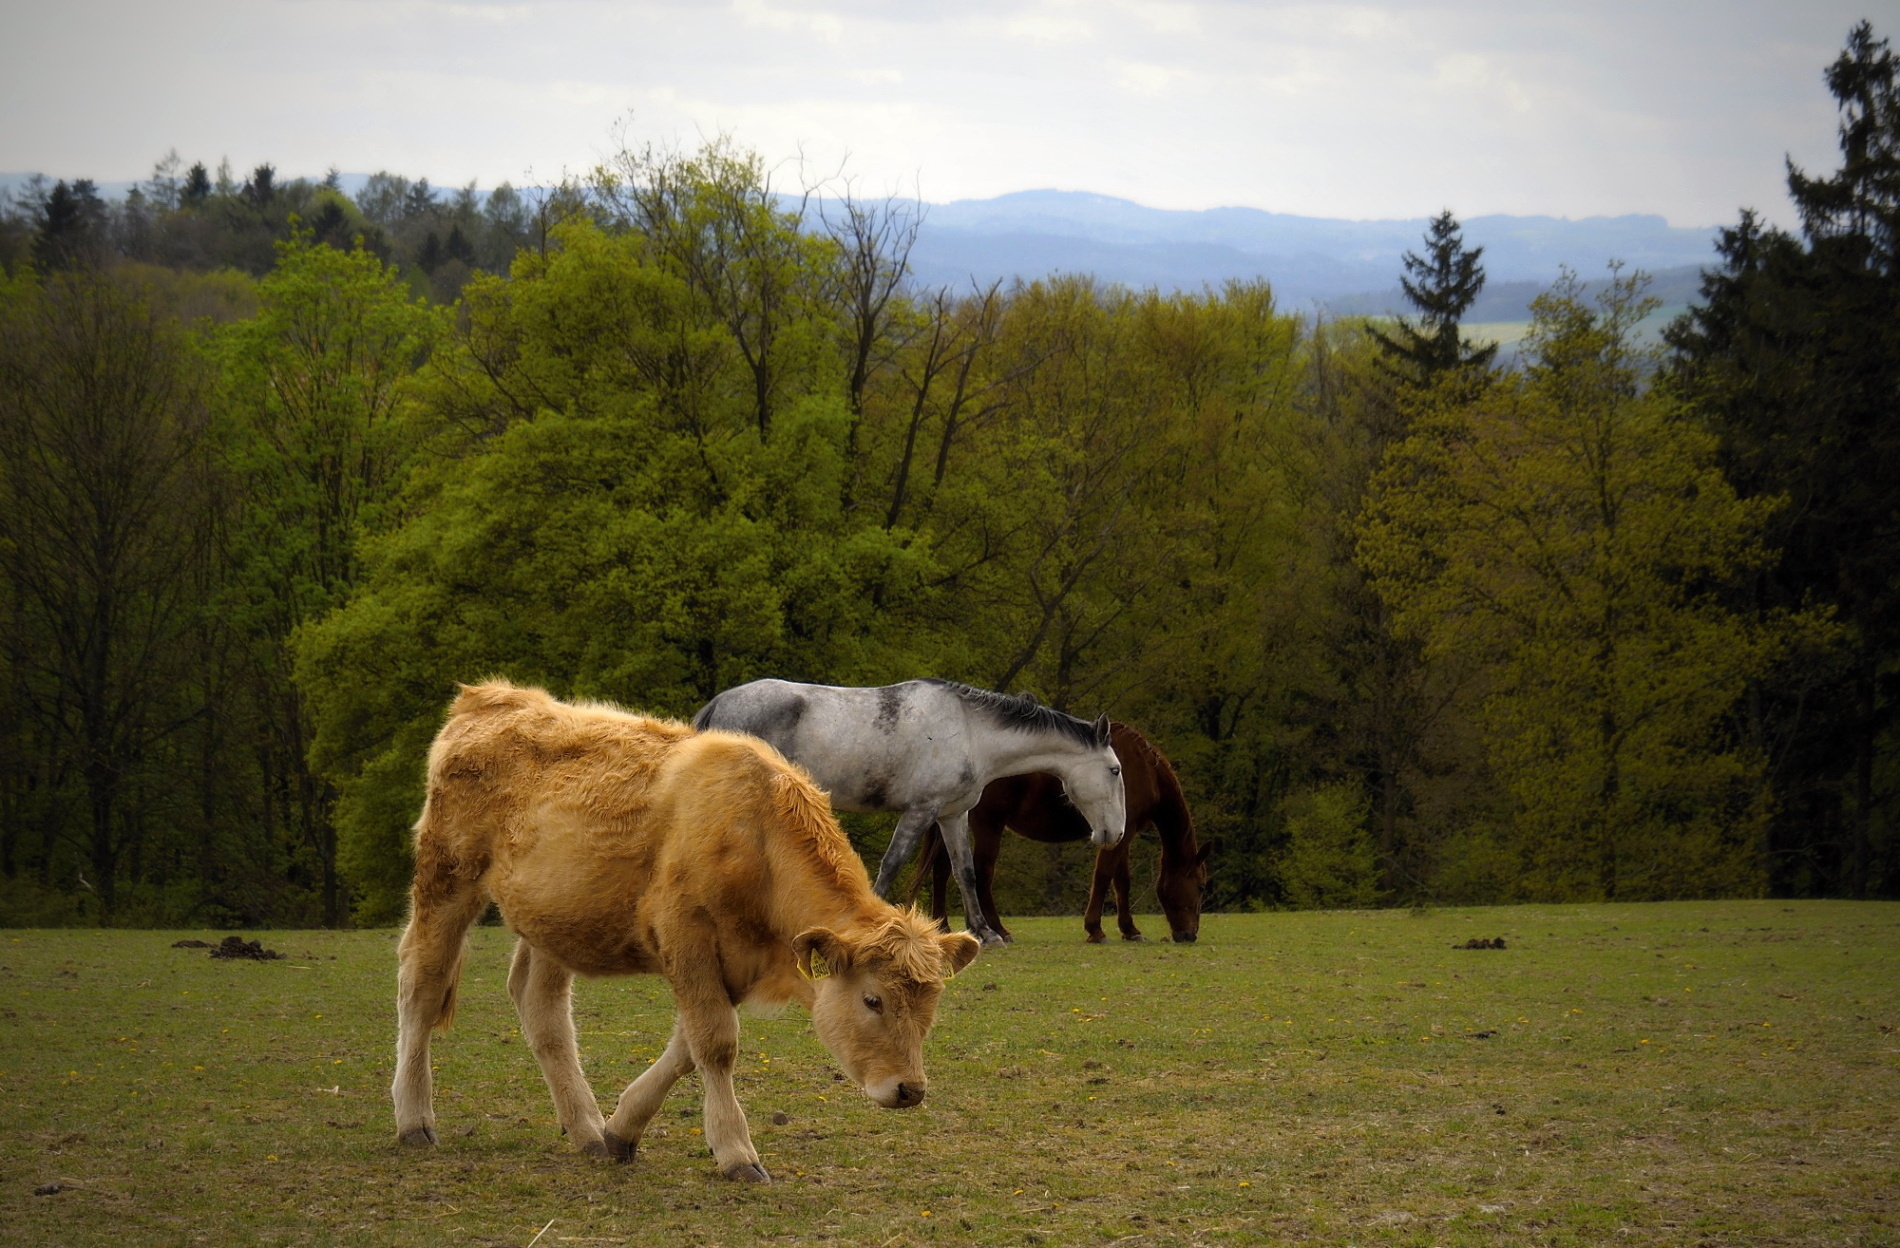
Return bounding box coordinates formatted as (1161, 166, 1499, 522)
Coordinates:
(940, 813, 1007, 947)
(507, 940, 611, 1156)
(872, 806, 943, 900)
(604, 1020, 695, 1159)
(677, 989, 767, 1182)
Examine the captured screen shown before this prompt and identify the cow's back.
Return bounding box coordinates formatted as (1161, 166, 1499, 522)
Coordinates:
(420, 682, 697, 974)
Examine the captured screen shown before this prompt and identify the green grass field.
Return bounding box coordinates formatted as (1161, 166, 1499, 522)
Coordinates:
(3, 901, 1896, 1246)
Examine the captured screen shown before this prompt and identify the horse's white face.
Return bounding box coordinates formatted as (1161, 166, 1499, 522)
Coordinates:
(1064, 746, 1128, 847)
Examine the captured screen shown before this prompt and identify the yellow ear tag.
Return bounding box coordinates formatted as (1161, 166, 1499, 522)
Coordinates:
(800, 950, 830, 981)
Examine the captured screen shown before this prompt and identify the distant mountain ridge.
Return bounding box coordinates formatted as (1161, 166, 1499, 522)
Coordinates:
(2, 173, 1722, 312)
(908, 190, 1723, 309)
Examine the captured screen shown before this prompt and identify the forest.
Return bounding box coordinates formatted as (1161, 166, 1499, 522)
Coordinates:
(0, 25, 1894, 928)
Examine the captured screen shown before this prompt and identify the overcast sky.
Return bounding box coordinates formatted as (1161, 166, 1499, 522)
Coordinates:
(0, 0, 1882, 227)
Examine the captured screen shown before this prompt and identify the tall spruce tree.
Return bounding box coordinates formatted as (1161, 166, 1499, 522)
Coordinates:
(1667, 21, 1900, 897)
(1370, 210, 1498, 382)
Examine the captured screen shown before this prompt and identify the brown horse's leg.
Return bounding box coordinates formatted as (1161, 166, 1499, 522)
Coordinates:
(672, 973, 768, 1182)
(971, 823, 1010, 942)
(392, 873, 488, 1147)
(1112, 847, 1144, 941)
(507, 939, 611, 1156)
(604, 1018, 695, 1160)
(1082, 849, 1115, 943)
(918, 825, 952, 932)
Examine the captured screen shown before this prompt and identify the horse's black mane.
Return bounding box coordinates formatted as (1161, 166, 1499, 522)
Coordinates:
(920, 679, 1107, 748)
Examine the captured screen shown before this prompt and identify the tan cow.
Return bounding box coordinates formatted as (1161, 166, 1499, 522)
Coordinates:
(392, 680, 981, 1182)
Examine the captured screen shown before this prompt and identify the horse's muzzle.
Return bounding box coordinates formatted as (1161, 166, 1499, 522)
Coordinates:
(1171, 931, 1198, 944)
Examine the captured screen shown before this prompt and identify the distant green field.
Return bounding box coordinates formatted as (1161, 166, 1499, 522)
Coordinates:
(1462, 304, 1692, 353)
(3, 901, 1896, 1246)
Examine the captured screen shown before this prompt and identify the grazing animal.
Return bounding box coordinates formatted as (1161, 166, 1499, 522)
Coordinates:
(693, 678, 1126, 947)
(919, 722, 1214, 943)
(392, 680, 981, 1183)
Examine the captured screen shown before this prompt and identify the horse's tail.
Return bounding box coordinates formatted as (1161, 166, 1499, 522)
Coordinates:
(908, 823, 945, 907)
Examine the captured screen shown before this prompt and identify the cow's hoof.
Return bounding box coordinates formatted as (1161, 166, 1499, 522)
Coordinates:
(720, 1161, 772, 1183)
(398, 1126, 438, 1148)
(585, 1131, 634, 1162)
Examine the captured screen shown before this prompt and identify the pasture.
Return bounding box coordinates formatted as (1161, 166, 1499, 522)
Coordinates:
(2, 900, 1895, 1246)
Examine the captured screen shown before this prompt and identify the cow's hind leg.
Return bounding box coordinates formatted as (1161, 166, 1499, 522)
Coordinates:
(603, 1018, 695, 1160)
(508, 940, 611, 1156)
(392, 877, 488, 1147)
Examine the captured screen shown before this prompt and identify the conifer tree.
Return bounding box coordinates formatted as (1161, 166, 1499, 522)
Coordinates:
(1668, 21, 1900, 898)
(1370, 210, 1497, 382)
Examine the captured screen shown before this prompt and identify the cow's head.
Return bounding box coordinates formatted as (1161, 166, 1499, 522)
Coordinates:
(794, 908, 981, 1109)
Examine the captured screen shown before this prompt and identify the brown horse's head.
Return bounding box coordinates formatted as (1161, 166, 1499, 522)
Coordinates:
(794, 909, 981, 1108)
(1156, 839, 1215, 942)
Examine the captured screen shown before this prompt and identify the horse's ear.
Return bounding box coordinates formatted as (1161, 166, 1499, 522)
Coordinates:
(1196, 839, 1217, 865)
(793, 928, 849, 979)
(937, 931, 981, 976)
(1092, 714, 1111, 747)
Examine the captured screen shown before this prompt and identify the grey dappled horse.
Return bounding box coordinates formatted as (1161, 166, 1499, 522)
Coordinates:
(694, 678, 1127, 946)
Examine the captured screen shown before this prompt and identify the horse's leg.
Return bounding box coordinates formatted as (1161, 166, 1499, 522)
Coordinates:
(927, 829, 954, 932)
(971, 820, 1010, 942)
(673, 977, 768, 1182)
(1082, 849, 1114, 944)
(1111, 845, 1145, 941)
(939, 812, 1006, 947)
(392, 874, 488, 1147)
(507, 939, 612, 1156)
(872, 806, 945, 899)
(603, 1016, 696, 1160)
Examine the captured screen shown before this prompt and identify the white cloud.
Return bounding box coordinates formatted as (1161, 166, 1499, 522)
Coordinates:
(732, 0, 846, 42)
(0, 0, 1873, 227)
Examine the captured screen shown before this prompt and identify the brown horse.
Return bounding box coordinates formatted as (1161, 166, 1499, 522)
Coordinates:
(918, 722, 1212, 943)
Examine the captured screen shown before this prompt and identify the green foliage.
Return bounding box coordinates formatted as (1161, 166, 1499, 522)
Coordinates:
(1361, 269, 1826, 900)
(1667, 22, 1900, 898)
(1280, 781, 1378, 909)
(215, 230, 442, 924)
(295, 217, 930, 921)
(10, 68, 1899, 921)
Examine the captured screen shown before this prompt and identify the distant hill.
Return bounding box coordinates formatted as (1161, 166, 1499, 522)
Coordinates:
(907, 190, 1723, 308)
(3, 172, 1722, 311)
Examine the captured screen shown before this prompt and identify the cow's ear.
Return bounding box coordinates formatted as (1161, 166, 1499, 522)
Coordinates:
(793, 928, 849, 979)
(937, 931, 981, 977)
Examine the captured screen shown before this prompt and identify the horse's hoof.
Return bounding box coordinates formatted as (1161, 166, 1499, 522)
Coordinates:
(720, 1161, 772, 1183)
(1122, 932, 1146, 942)
(1084, 931, 1106, 944)
(398, 1126, 438, 1148)
(979, 932, 1009, 949)
(585, 1131, 634, 1162)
